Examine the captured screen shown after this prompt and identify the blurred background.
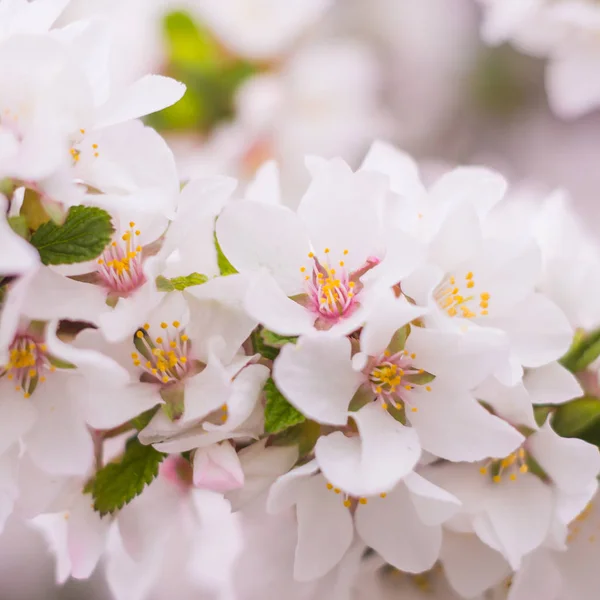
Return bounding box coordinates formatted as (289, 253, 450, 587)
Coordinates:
(3, 0, 599, 598)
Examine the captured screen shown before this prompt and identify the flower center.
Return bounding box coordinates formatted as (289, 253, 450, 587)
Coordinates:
(434, 272, 490, 319)
(97, 222, 145, 295)
(132, 321, 190, 384)
(301, 249, 357, 319)
(0, 335, 54, 398)
(479, 448, 529, 483)
(369, 349, 433, 414)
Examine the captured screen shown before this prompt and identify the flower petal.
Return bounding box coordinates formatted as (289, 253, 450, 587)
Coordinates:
(315, 403, 421, 497)
(404, 472, 461, 526)
(267, 460, 319, 515)
(274, 333, 361, 425)
(524, 362, 582, 406)
(193, 442, 245, 493)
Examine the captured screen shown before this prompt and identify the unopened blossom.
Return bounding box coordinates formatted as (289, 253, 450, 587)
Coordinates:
(216, 157, 424, 337)
(267, 459, 460, 581)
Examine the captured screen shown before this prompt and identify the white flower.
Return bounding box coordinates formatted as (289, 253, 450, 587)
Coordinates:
(190, 0, 332, 60)
(192, 441, 245, 493)
(424, 420, 600, 570)
(274, 291, 524, 473)
(0, 195, 39, 278)
(267, 459, 460, 581)
(216, 157, 424, 336)
(0, 0, 69, 40)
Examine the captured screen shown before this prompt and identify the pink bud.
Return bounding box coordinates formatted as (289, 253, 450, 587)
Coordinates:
(193, 442, 244, 493)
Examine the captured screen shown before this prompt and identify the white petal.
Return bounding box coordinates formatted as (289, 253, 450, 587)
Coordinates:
(315, 403, 420, 497)
(355, 485, 441, 573)
(245, 160, 281, 205)
(524, 362, 582, 406)
(359, 290, 427, 357)
(477, 475, 553, 569)
(407, 386, 524, 461)
(0, 207, 39, 275)
(528, 420, 600, 493)
(29, 513, 72, 584)
(204, 363, 269, 433)
(0, 446, 19, 534)
(404, 472, 461, 526)
(0, 385, 37, 455)
(193, 442, 244, 493)
(429, 167, 507, 219)
(508, 550, 562, 600)
(67, 494, 110, 580)
(294, 474, 354, 581)
(266, 460, 319, 514)
(274, 333, 360, 425)
(244, 270, 315, 336)
(441, 530, 510, 599)
(216, 202, 310, 294)
(94, 75, 186, 129)
(475, 377, 537, 430)
(499, 293, 573, 368)
(360, 140, 425, 199)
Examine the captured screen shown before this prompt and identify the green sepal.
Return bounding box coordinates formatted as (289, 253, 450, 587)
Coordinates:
(552, 397, 600, 438)
(560, 328, 600, 373)
(264, 378, 305, 434)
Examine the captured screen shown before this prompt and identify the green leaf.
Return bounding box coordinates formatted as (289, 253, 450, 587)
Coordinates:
(264, 378, 305, 434)
(560, 328, 600, 373)
(90, 437, 165, 515)
(170, 272, 208, 290)
(29, 205, 114, 265)
(251, 329, 279, 361)
(7, 216, 29, 239)
(270, 420, 320, 458)
(131, 407, 160, 431)
(214, 230, 238, 275)
(261, 330, 298, 348)
(552, 397, 600, 437)
(387, 324, 410, 354)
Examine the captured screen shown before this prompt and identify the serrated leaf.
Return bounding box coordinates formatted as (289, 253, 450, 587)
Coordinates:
(264, 378, 305, 434)
(29, 205, 114, 265)
(552, 397, 600, 438)
(214, 230, 238, 275)
(170, 272, 208, 290)
(261, 330, 298, 348)
(90, 437, 165, 515)
(559, 328, 600, 373)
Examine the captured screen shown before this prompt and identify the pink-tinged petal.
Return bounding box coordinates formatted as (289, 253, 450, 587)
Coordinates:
(29, 513, 71, 584)
(498, 293, 573, 367)
(94, 75, 186, 129)
(216, 202, 310, 295)
(0, 383, 37, 455)
(475, 377, 538, 430)
(266, 460, 319, 515)
(404, 472, 461, 526)
(274, 333, 360, 426)
(24, 374, 94, 476)
(359, 291, 427, 357)
(441, 531, 510, 599)
(0, 205, 39, 275)
(294, 474, 354, 581)
(67, 494, 110, 580)
(227, 441, 298, 511)
(524, 362, 582, 406)
(244, 270, 316, 336)
(407, 385, 524, 462)
(355, 484, 441, 573)
(476, 475, 553, 569)
(528, 420, 600, 493)
(0, 446, 19, 535)
(508, 550, 562, 600)
(245, 160, 281, 205)
(360, 140, 425, 200)
(315, 403, 420, 497)
(204, 364, 269, 433)
(193, 442, 244, 493)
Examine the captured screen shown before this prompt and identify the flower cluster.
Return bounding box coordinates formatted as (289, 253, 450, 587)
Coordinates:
(1, 3, 600, 600)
